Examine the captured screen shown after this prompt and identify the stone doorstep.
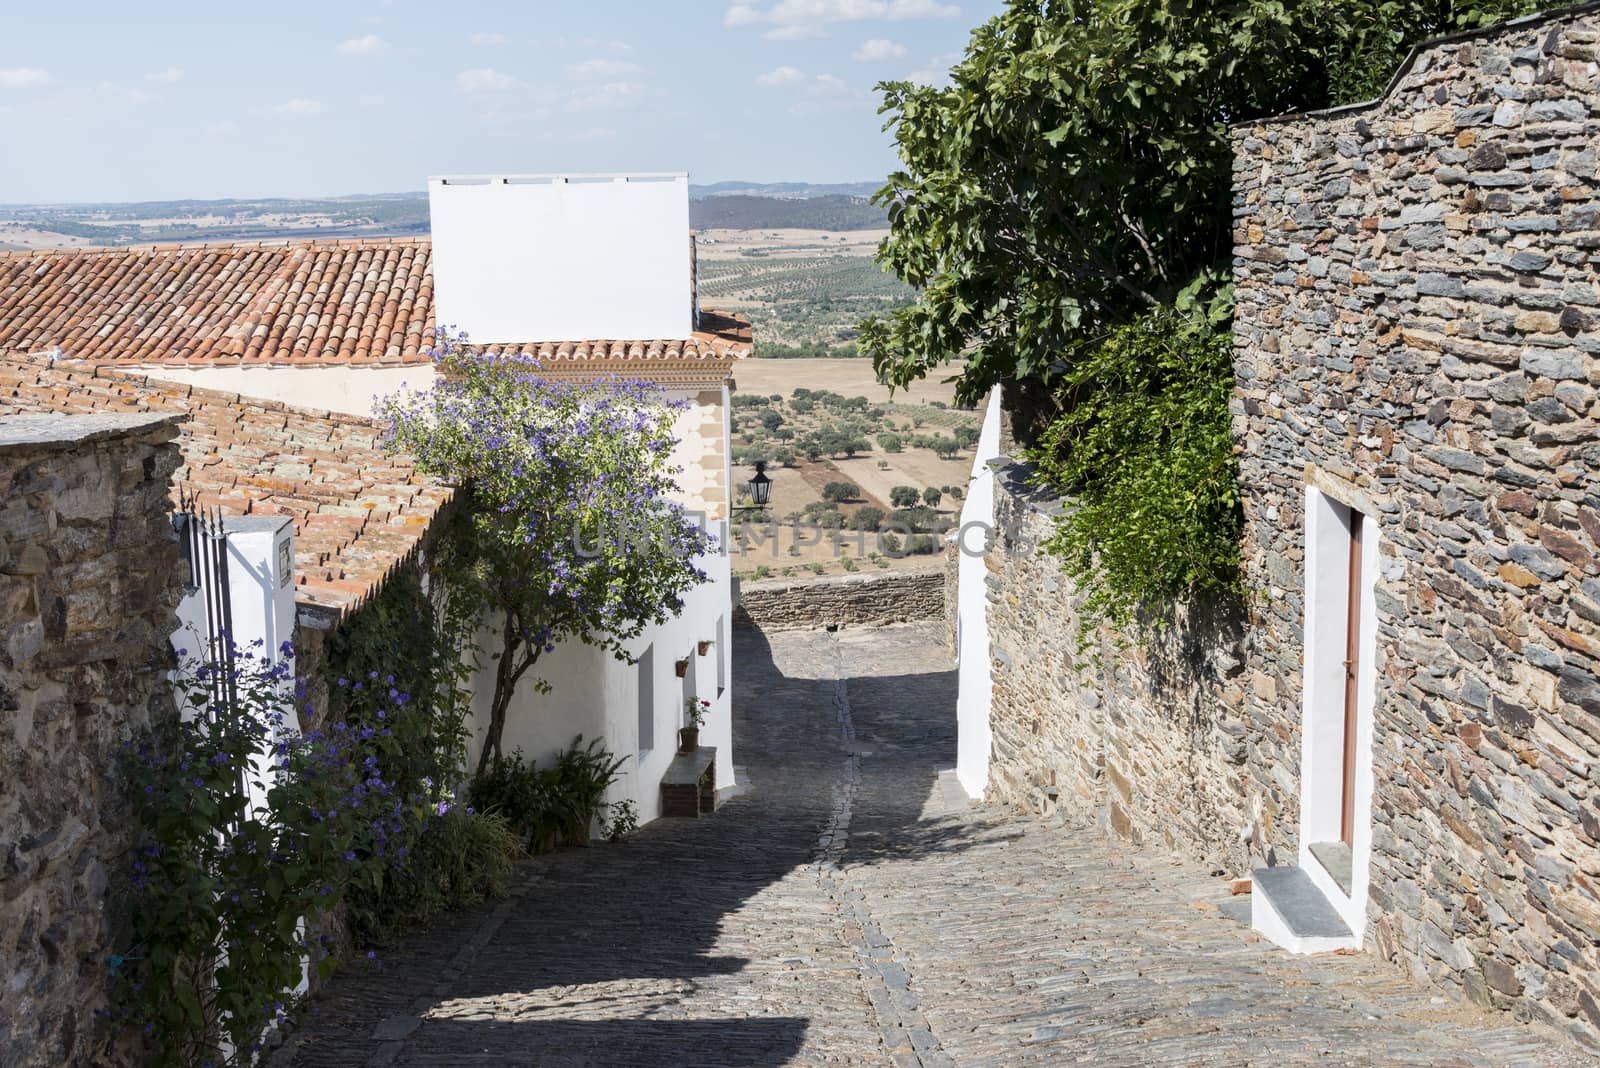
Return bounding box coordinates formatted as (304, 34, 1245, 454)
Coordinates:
(1250, 865, 1357, 954)
(1308, 840, 1354, 898)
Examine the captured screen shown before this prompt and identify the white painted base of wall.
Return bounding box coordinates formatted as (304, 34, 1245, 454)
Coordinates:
(1250, 880, 1359, 955)
(464, 548, 735, 831)
(955, 390, 1002, 799)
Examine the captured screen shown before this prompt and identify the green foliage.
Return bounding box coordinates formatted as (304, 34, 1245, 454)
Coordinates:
(860, 0, 1539, 401)
(348, 807, 522, 943)
(877, 432, 903, 453)
(323, 566, 473, 808)
(1027, 305, 1241, 640)
(115, 648, 408, 1064)
(822, 480, 861, 502)
(602, 799, 639, 842)
(857, 0, 1534, 639)
(889, 485, 920, 509)
(466, 737, 628, 853)
(850, 505, 887, 531)
(922, 487, 942, 508)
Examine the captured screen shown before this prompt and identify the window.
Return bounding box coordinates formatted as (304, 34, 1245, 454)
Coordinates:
(716, 615, 727, 696)
(637, 645, 654, 755)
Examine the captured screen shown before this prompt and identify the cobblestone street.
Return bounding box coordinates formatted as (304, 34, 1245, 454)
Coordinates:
(279, 624, 1585, 1067)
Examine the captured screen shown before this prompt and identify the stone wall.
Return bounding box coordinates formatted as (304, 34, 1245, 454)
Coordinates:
(1234, 10, 1600, 1042)
(735, 567, 946, 631)
(0, 413, 184, 1066)
(984, 461, 1253, 874)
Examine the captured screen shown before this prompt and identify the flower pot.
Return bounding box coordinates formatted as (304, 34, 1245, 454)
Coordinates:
(698, 640, 712, 656)
(674, 658, 689, 678)
(678, 726, 700, 753)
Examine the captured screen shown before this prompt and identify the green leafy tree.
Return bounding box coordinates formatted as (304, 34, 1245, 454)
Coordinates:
(822, 480, 862, 503)
(877, 431, 903, 453)
(850, 505, 887, 531)
(922, 487, 942, 508)
(857, 0, 1535, 636)
(382, 333, 712, 777)
(889, 486, 920, 509)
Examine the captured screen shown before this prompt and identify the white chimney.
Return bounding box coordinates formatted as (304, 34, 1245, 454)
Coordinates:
(427, 173, 693, 343)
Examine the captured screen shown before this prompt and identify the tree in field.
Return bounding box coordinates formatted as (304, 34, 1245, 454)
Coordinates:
(822, 481, 862, 503)
(922, 487, 942, 508)
(889, 486, 920, 509)
(850, 506, 887, 531)
(877, 432, 903, 453)
(381, 332, 713, 776)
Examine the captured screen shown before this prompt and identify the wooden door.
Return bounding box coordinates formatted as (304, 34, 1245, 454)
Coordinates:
(1340, 511, 1364, 847)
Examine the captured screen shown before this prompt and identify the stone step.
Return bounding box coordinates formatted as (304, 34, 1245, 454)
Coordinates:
(1251, 865, 1357, 954)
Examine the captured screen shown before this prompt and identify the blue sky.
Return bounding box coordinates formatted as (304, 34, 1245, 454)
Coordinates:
(0, 0, 1006, 204)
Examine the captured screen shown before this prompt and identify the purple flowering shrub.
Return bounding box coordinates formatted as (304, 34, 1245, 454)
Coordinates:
(380, 330, 715, 776)
(114, 641, 417, 1065)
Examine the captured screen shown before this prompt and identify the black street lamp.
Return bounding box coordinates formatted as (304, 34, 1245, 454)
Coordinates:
(746, 460, 773, 508)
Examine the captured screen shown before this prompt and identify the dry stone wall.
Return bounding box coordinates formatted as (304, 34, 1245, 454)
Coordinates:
(984, 461, 1253, 874)
(734, 567, 946, 631)
(1234, 10, 1600, 1043)
(0, 413, 183, 1066)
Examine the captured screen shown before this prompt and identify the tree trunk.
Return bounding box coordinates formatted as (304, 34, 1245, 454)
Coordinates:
(474, 613, 539, 779)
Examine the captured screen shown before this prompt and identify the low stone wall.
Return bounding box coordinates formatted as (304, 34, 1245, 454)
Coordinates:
(0, 413, 184, 1067)
(984, 462, 1254, 876)
(735, 567, 946, 631)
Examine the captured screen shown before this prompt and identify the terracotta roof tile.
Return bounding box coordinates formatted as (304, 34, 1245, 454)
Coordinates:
(0, 353, 452, 620)
(0, 239, 752, 368)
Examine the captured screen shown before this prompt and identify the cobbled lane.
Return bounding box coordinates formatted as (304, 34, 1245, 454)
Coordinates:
(279, 623, 1586, 1066)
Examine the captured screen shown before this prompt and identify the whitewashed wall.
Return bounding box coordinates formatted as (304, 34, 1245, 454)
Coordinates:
(428, 174, 693, 344)
(954, 391, 1001, 798)
(463, 549, 734, 827)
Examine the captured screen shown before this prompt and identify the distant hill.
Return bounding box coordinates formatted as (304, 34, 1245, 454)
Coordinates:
(689, 181, 882, 200)
(690, 194, 887, 232)
(1, 182, 890, 248)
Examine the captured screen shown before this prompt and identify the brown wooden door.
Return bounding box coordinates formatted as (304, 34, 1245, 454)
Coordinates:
(1341, 511, 1364, 847)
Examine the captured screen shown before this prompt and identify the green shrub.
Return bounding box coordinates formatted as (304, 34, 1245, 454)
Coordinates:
(468, 738, 627, 852)
(922, 487, 942, 508)
(1027, 304, 1241, 643)
(889, 485, 920, 509)
(822, 480, 861, 502)
(850, 506, 886, 531)
(348, 806, 521, 943)
(877, 432, 903, 453)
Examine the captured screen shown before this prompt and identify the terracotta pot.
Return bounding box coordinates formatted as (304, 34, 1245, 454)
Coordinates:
(674, 658, 689, 678)
(678, 726, 700, 753)
(698, 640, 712, 656)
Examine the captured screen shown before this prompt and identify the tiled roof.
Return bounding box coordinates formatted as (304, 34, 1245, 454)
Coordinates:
(0, 353, 453, 620)
(0, 239, 753, 367)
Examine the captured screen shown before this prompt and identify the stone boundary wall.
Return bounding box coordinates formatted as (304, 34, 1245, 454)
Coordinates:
(734, 567, 946, 631)
(983, 462, 1252, 874)
(1234, 10, 1600, 1042)
(0, 413, 184, 1067)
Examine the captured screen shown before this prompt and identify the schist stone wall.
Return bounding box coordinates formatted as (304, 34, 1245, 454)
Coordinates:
(1234, 9, 1600, 1041)
(734, 567, 946, 631)
(983, 460, 1253, 874)
(0, 413, 184, 1066)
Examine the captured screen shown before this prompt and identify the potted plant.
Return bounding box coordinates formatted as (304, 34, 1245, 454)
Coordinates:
(698, 638, 714, 656)
(679, 696, 710, 753)
(674, 657, 689, 678)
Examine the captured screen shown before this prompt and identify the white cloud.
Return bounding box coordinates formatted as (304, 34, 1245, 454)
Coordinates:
(906, 51, 960, 87)
(567, 80, 647, 111)
(726, 0, 958, 38)
(852, 38, 905, 60)
(756, 65, 806, 87)
(0, 68, 49, 89)
(336, 34, 389, 56)
(470, 31, 507, 46)
(456, 67, 518, 93)
(145, 66, 183, 83)
(273, 98, 323, 116)
(567, 57, 642, 79)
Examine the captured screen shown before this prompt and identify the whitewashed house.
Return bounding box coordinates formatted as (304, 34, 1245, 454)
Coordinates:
(0, 173, 750, 826)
